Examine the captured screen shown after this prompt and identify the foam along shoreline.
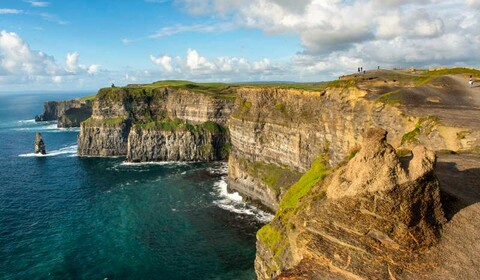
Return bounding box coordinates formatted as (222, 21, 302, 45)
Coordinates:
(120, 161, 190, 166)
(14, 119, 80, 133)
(213, 178, 274, 223)
(19, 145, 78, 157)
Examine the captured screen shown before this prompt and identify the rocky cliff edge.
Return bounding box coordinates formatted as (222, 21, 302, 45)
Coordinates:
(255, 128, 445, 279)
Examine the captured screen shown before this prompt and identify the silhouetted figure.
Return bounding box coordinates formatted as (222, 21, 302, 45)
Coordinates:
(378, 66, 380, 70)
(111, 83, 116, 88)
(358, 67, 360, 73)
(363, 70, 366, 74)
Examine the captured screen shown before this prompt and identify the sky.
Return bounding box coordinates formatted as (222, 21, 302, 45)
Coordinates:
(0, 0, 479, 91)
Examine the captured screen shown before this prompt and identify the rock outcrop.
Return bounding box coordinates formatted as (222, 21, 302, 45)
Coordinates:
(227, 85, 471, 211)
(58, 103, 93, 128)
(34, 132, 46, 154)
(255, 128, 445, 279)
(35, 99, 93, 128)
(78, 87, 234, 160)
(126, 123, 229, 162)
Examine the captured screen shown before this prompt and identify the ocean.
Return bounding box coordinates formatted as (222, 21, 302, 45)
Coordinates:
(0, 92, 272, 279)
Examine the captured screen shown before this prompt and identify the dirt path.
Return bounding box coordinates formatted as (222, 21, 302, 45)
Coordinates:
(426, 153, 480, 279)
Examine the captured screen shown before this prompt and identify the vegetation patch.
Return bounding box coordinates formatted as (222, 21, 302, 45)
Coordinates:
(79, 94, 96, 101)
(257, 224, 282, 254)
(401, 116, 439, 145)
(238, 158, 301, 196)
(84, 117, 125, 126)
(375, 89, 403, 105)
(135, 118, 226, 133)
(277, 156, 331, 222)
(274, 103, 287, 114)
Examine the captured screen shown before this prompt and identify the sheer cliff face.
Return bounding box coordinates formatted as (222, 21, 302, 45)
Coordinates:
(35, 100, 87, 122)
(126, 125, 229, 162)
(255, 129, 445, 280)
(78, 87, 233, 159)
(227, 87, 405, 211)
(226, 87, 474, 210)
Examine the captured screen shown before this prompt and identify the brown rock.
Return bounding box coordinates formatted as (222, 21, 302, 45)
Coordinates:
(34, 132, 46, 155)
(255, 127, 446, 279)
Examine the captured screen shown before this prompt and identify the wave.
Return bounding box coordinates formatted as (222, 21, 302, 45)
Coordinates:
(120, 161, 189, 167)
(17, 119, 36, 124)
(19, 145, 78, 158)
(12, 120, 80, 133)
(211, 163, 274, 223)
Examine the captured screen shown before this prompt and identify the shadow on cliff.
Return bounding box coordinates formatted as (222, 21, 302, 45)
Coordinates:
(435, 160, 480, 221)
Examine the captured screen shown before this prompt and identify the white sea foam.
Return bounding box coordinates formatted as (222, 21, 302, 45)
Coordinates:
(120, 161, 189, 167)
(17, 119, 36, 124)
(19, 145, 78, 157)
(211, 163, 274, 223)
(13, 120, 80, 133)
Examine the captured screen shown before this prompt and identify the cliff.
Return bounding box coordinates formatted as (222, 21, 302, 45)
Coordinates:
(255, 128, 446, 279)
(78, 82, 234, 161)
(35, 99, 93, 128)
(227, 71, 480, 210)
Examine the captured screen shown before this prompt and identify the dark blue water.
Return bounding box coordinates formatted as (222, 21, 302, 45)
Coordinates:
(0, 92, 271, 279)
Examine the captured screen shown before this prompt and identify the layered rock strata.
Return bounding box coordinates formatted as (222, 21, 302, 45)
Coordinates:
(126, 123, 229, 162)
(78, 87, 233, 160)
(255, 128, 445, 279)
(58, 103, 93, 128)
(35, 99, 93, 128)
(227, 86, 468, 210)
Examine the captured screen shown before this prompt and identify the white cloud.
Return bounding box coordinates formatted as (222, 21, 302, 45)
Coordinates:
(24, 1, 50, 7)
(0, 30, 100, 87)
(174, 0, 480, 72)
(149, 22, 234, 38)
(185, 49, 216, 74)
(87, 64, 100, 74)
(66, 52, 79, 73)
(150, 55, 174, 72)
(150, 48, 277, 80)
(0, 30, 62, 76)
(0, 9, 24, 14)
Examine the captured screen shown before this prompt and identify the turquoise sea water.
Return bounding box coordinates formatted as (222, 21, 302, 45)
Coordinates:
(0, 92, 271, 279)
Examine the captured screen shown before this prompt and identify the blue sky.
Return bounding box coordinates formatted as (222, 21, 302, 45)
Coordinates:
(1, 0, 479, 91)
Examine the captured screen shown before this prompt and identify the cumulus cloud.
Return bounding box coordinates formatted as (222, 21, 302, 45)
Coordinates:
(0, 30, 100, 87)
(150, 48, 276, 80)
(174, 0, 480, 74)
(150, 55, 174, 72)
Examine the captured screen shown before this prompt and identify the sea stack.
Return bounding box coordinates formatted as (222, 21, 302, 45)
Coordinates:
(34, 132, 46, 155)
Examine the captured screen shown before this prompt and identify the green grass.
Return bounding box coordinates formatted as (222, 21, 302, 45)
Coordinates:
(375, 89, 403, 105)
(401, 116, 439, 145)
(276, 156, 331, 222)
(238, 158, 302, 196)
(84, 117, 125, 126)
(257, 224, 283, 259)
(414, 67, 480, 85)
(78, 94, 96, 101)
(134, 118, 226, 133)
(235, 79, 356, 92)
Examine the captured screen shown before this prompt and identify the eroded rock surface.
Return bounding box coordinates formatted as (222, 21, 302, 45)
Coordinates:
(255, 128, 445, 279)
(34, 132, 46, 155)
